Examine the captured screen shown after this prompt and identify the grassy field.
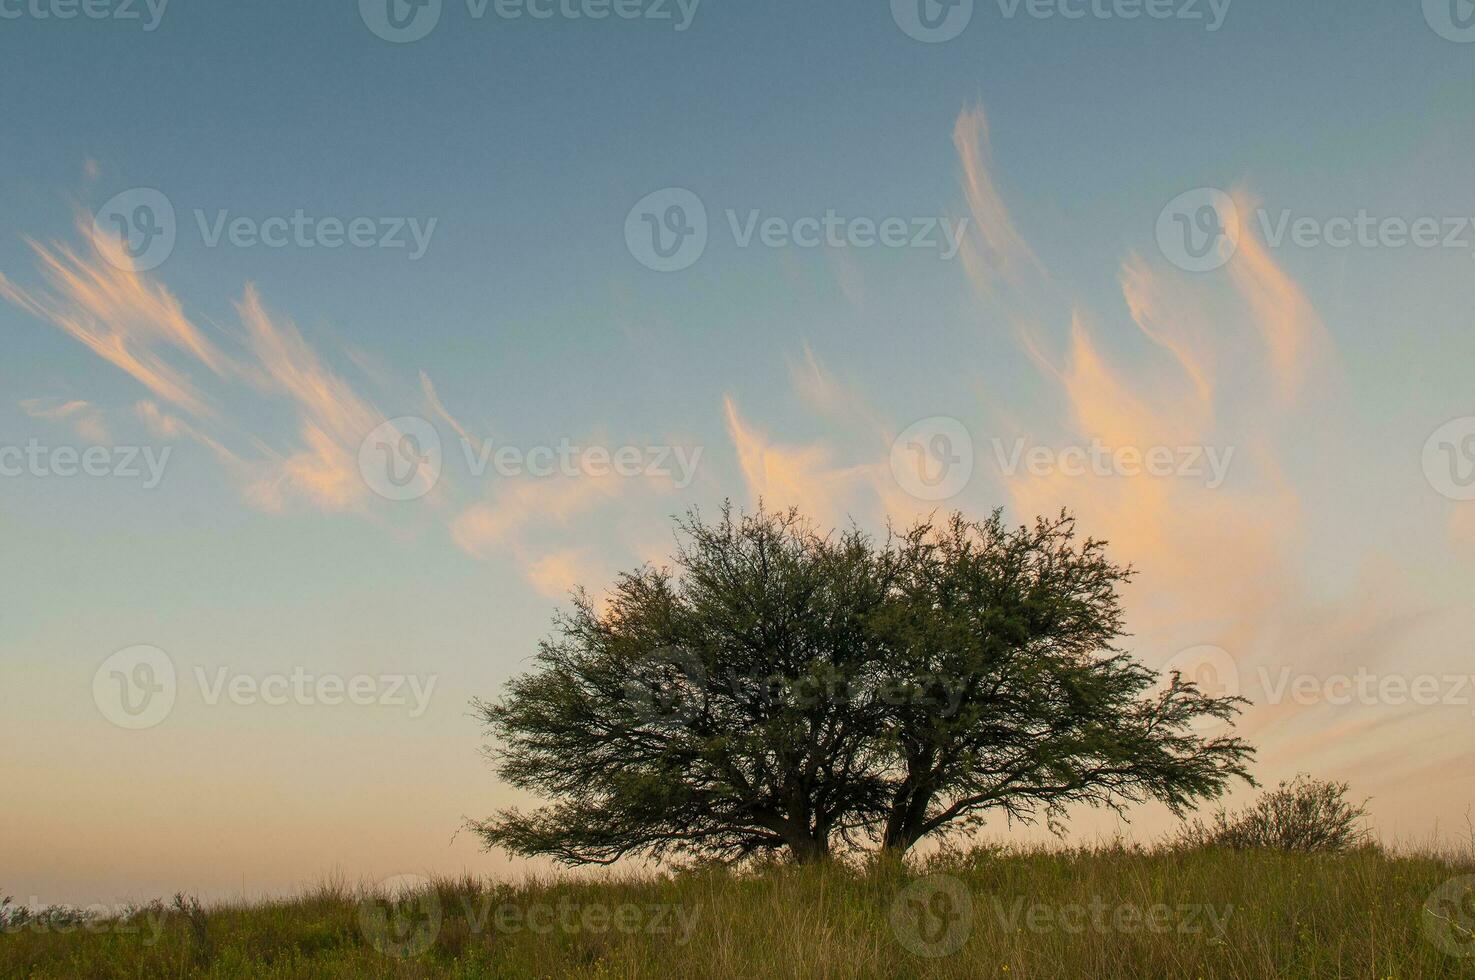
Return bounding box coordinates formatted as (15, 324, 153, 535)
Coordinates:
(5, 844, 1475, 978)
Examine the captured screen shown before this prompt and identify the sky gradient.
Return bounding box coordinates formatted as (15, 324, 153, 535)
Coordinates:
(3, 0, 1475, 906)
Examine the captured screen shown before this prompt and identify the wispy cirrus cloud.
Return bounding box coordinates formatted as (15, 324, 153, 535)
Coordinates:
(523, 547, 606, 602)
(1222, 191, 1335, 402)
(952, 105, 1044, 299)
(943, 104, 1469, 816)
(19, 397, 110, 443)
(451, 473, 629, 559)
(714, 102, 1460, 826)
(1, 214, 392, 517)
(722, 395, 877, 530)
(0, 228, 227, 420)
(3, 203, 701, 598)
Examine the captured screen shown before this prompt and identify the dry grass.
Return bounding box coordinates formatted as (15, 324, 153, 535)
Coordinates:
(4, 842, 1475, 978)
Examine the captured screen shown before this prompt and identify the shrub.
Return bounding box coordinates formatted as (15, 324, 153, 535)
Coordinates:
(1177, 775, 1370, 852)
(0, 894, 96, 933)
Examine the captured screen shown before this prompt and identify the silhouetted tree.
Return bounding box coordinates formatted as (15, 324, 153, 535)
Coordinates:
(473, 506, 897, 864)
(874, 511, 1255, 854)
(473, 505, 1254, 866)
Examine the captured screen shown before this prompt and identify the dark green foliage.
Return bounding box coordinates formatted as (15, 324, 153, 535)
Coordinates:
(474, 504, 1255, 866)
(875, 511, 1256, 852)
(472, 505, 896, 865)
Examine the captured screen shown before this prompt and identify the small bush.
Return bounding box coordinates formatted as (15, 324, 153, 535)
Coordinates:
(1, 893, 96, 933)
(1177, 775, 1370, 852)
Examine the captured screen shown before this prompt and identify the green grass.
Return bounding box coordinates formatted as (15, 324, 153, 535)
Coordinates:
(5, 844, 1475, 978)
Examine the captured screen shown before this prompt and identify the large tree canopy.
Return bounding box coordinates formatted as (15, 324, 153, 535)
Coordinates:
(472, 505, 1254, 866)
(874, 511, 1254, 851)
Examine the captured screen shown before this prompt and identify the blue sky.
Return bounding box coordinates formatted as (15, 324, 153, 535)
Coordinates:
(4, 0, 1475, 904)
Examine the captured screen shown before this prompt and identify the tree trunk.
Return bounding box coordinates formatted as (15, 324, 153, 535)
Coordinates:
(882, 782, 934, 854)
(787, 834, 831, 864)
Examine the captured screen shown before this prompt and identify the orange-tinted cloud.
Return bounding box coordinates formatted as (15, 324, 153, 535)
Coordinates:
(953, 105, 1043, 298)
(19, 398, 110, 443)
(723, 395, 875, 529)
(1224, 190, 1334, 402)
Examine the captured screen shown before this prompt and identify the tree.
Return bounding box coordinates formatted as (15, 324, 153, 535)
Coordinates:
(472, 504, 1254, 866)
(472, 506, 898, 865)
(873, 511, 1255, 853)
